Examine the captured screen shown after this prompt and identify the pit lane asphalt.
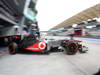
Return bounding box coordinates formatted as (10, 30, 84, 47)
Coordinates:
(0, 37, 100, 75)
(0, 52, 87, 75)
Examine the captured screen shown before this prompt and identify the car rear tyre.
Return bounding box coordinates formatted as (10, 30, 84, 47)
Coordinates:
(8, 42, 18, 54)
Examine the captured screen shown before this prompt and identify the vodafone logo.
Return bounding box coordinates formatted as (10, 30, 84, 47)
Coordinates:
(38, 42, 46, 49)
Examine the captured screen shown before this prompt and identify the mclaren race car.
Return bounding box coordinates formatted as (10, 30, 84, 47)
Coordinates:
(8, 35, 88, 55)
(8, 35, 48, 54)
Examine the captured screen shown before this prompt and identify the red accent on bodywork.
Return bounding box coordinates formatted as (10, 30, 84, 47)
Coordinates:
(24, 42, 46, 52)
(40, 44, 44, 48)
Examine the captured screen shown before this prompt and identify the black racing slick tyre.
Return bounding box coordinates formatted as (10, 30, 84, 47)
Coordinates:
(64, 43, 78, 55)
(8, 42, 18, 54)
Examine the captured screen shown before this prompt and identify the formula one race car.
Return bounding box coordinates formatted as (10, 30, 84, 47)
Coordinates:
(8, 35, 48, 54)
(61, 39, 88, 55)
(8, 35, 88, 55)
(44, 38, 88, 55)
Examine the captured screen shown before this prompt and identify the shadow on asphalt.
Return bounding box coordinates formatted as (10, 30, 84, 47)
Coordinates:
(16, 50, 50, 55)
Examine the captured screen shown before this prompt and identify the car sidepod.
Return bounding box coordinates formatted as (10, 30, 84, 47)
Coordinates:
(24, 42, 47, 52)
